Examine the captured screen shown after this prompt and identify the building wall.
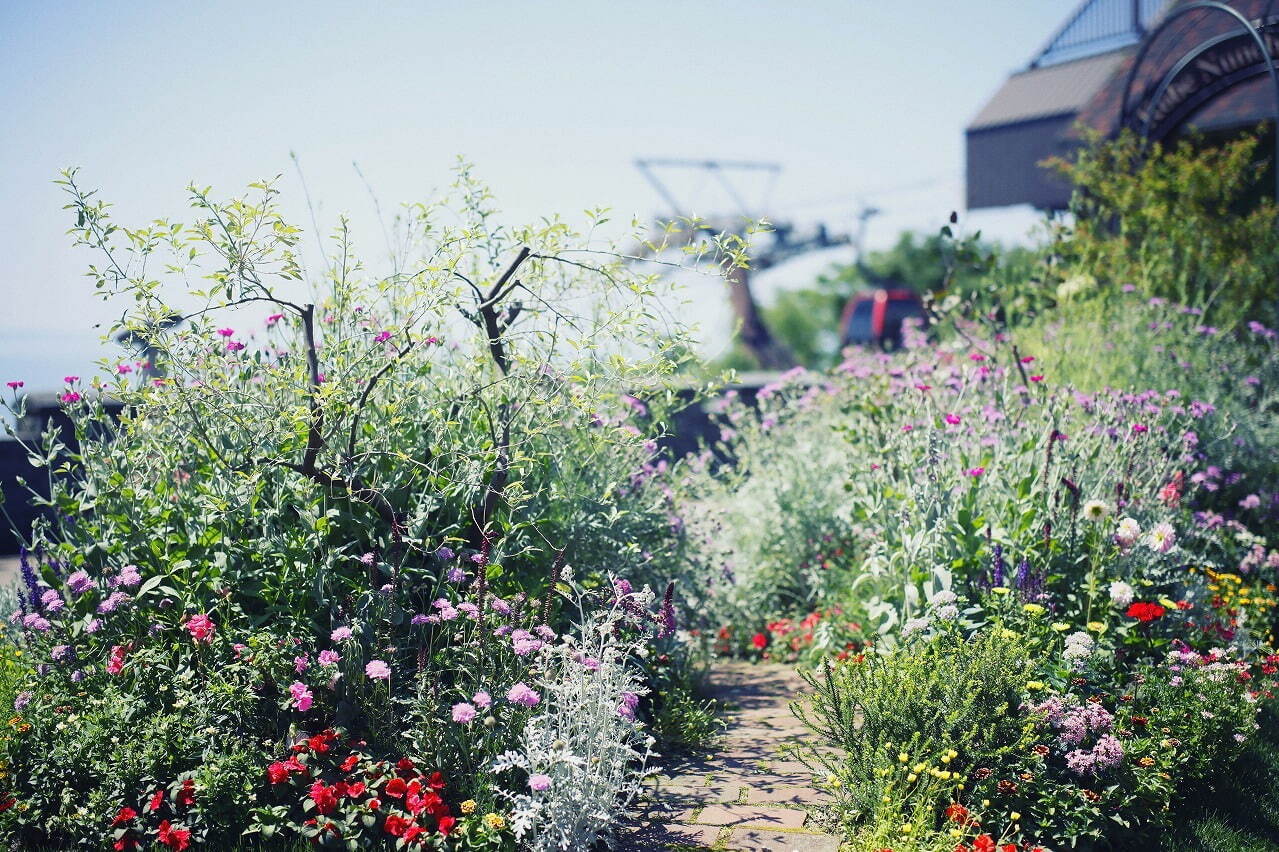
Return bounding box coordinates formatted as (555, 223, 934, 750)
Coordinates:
(966, 114, 1078, 210)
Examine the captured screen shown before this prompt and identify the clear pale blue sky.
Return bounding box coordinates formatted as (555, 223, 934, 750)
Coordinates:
(1, 0, 1071, 386)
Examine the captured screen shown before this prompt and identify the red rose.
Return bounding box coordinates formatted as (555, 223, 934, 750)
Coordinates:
(156, 820, 192, 851)
(383, 814, 411, 837)
(1126, 602, 1167, 623)
(751, 633, 768, 649)
(438, 814, 457, 835)
(267, 762, 290, 784)
(384, 777, 408, 798)
(111, 807, 137, 827)
(309, 782, 339, 815)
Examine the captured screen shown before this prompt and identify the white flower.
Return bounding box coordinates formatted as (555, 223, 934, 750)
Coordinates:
(1081, 499, 1110, 521)
(1108, 580, 1135, 607)
(1145, 522, 1177, 554)
(934, 604, 959, 621)
(929, 590, 957, 608)
(1114, 517, 1141, 548)
(901, 617, 931, 638)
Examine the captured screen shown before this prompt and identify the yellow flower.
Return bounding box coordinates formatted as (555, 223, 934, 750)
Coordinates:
(898, 753, 909, 763)
(1011, 811, 1021, 820)
(460, 800, 477, 815)
(482, 813, 507, 831)
(1026, 681, 1045, 691)
(1158, 597, 1177, 609)
(1087, 621, 1107, 633)
(1051, 622, 1071, 632)
(992, 587, 1011, 595)
(907, 773, 918, 782)
(1000, 629, 1018, 640)
(1023, 604, 1045, 615)
(900, 824, 913, 834)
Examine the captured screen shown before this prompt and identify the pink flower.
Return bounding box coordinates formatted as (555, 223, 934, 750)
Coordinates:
(5, 381, 22, 390)
(451, 702, 476, 723)
(966, 467, 985, 478)
(63, 376, 78, 383)
(1131, 423, 1149, 434)
(266, 313, 284, 326)
(968, 353, 986, 362)
(318, 649, 341, 666)
(1020, 355, 1036, 364)
(528, 774, 552, 792)
(116, 364, 132, 374)
(294, 654, 310, 673)
(331, 626, 353, 642)
(289, 681, 314, 712)
(225, 340, 246, 352)
(106, 644, 128, 675)
(59, 392, 81, 403)
(374, 331, 392, 343)
(365, 659, 391, 680)
(184, 613, 215, 643)
(217, 328, 235, 337)
(944, 413, 961, 425)
(1030, 375, 1045, 383)
(507, 683, 540, 707)
(473, 691, 492, 709)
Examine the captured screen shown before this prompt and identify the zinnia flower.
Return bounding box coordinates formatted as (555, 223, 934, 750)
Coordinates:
(1114, 517, 1141, 548)
(1126, 602, 1166, 623)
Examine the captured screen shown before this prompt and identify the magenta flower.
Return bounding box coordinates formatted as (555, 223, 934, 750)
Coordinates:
(528, 774, 552, 792)
(451, 702, 476, 724)
(289, 681, 313, 712)
(266, 313, 284, 326)
(116, 364, 132, 374)
(966, 467, 985, 478)
(59, 392, 81, 404)
(1131, 423, 1148, 434)
(507, 683, 540, 707)
(1030, 375, 1045, 383)
(374, 331, 392, 343)
(217, 328, 235, 337)
(5, 381, 22, 390)
(1020, 355, 1036, 364)
(184, 613, 215, 643)
(365, 659, 391, 680)
(63, 376, 78, 383)
(225, 341, 246, 352)
(294, 654, 310, 674)
(944, 413, 961, 425)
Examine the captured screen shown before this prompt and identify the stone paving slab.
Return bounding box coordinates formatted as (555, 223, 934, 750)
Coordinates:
(624, 661, 841, 851)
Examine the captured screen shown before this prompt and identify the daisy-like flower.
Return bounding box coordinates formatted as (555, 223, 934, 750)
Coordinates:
(1081, 500, 1110, 521)
(1114, 517, 1141, 549)
(1145, 522, 1177, 554)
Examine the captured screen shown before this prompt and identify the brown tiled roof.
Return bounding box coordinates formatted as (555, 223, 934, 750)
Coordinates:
(969, 50, 1133, 131)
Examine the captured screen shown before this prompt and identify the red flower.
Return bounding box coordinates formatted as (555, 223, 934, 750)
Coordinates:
(113, 836, 140, 851)
(147, 789, 165, 813)
(346, 781, 365, 798)
(404, 824, 425, 842)
(176, 779, 196, 808)
(396, 757, 416, 772)
(383, 814, 411, 837)
(111, 807, 137, 827)
(309, 782, 339, 815)
(974, 836, 996, 852)
(944, 802, 970, 824)
(308, 734, 334, 754)
(751, 633, 768, 650)
(427, 771, 445, 792)
(156, 820, 191, 851)
(267, 762, 290, 784)
(383, 777, 408, 798)
(0, 797, 14, 813)
(341, 754, 360, 772)
(1126, 602, 1167, 623)
(367, 797, 382, 811)
(438, 815, 457, 835)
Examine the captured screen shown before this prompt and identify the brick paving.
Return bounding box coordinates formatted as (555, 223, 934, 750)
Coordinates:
(619, 661, 840, 851)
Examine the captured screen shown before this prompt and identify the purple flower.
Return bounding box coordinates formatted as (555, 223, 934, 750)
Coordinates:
(534, 624, 556, 642)
(507, 682, 540, 707)
(21, 614, 51, 632)
(452, 702, 477, 724)
(96, 591, 130, 614)
(435, 546, 456, 561)
(617, 691, 640, 720)
(490, 597, 512, 617)
(13, 691, 32, 711)
(365, 660, 392, 680)
(457, 602, 480, 620)
(446, 566, 466, 584)
(528, 774, 552, 792)
(575, 654, 601, 671)
(294, 654, 310, 674)
(70, 670, 86, 683)
(359, 552, 376, 566)
(111, 565, 143, 588)
(40, 589, 65, 613)
(85, 618, 102, 634)
(66, 570, 96, 596)
(411, 614, 431, 626)
(51, 644, 74, 662)
(511, 630, 543, 656)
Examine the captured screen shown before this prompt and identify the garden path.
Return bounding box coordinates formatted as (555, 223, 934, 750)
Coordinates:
(621, 661, 839, 851)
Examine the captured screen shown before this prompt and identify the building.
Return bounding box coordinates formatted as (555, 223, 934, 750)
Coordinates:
(967, 0, 1279, 210)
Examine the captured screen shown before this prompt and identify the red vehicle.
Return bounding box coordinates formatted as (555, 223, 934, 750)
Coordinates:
(839, 288, 924, 349)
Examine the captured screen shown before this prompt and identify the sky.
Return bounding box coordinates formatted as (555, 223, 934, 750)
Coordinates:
(0, 0, 1071, 388)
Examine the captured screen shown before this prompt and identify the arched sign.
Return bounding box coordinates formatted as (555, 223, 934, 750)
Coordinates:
(1117, 1, 1279, 200)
